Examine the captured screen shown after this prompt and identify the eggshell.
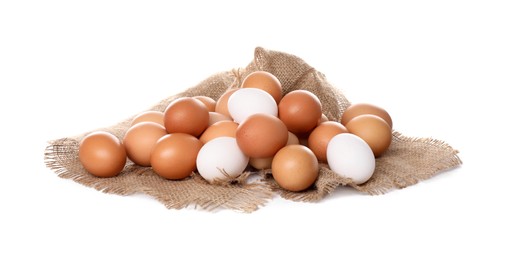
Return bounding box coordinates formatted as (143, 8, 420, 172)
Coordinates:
(227, 88, 278, 123)
(308, 121, 348, 162)
(327, 133, 375, 184)
(78, 131, 127, 178)
(164, 97, 209, 137)
(236, 114, 288, 158)
(123, 122, 167, 166)
(215, 89, 238, 118)
(271, 145, 319, 192)
(345, 114, 392, 157)
(196, 137, 249, 182)
(194, 96, 216, 112)
(249, 131, 300, 170)
(241, 71, 283, 104)
(208, 112, 232, 126)
(150, 133, 203, 180)
(278, 90, 322, 134)
(131, 111, 164, 126)
(199, 121, 238, 144)
(341, 103, 393, 128)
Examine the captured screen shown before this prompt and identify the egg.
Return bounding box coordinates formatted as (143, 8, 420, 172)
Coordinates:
(278, 90, 322, 134)
(123, 122, 167, 166)
(249, 131, 299, 170)
(340, 103, 393, 128)
(215, 89, 238, 118)
(150, 133, 203, 180)
(208, 112, 232, 126)
(318, 113, 329, 124)
(194, 96, 216, 112)
(196, 137, 249, 182)
(271, 145, 319, 192)
(164, 97, 209, 137)
(78, 131, 127, 178)
(308, 121, 348, 162)
(199, 121, 238, 144)
(241, 71, 283, 104)
(345, 114, 392, 157)
(327, 133, 375, 184)
(236, 113, 288, 158)
(131, 111, 164, 126)
(227, 88, 278, 123)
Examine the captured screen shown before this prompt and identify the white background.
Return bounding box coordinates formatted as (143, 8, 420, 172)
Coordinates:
(1, 1, 506, 259)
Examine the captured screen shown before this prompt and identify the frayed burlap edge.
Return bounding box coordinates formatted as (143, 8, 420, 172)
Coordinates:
(44, 47, 462, 212)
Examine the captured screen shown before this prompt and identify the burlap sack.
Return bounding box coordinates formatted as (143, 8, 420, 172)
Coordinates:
(44, 47, 462, 212)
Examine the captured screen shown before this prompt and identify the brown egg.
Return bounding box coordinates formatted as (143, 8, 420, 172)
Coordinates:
(241, 71, 283, 104)
(346, 114, 392, 157)
(341, 103, 393, 128)
(271, 145, 319, 192)
(249, 131, 300, 170)
(150, 133, 203, 180)
(278, 90, 322, 134)
(318, 114, 329, 124)
(199, 121, 238, 144)
(308, 121, 348, 162)
(194, 96, 216, 112)
(164, 97, 209, 137)
(236, 114, 288, 158)
(123, 122, 167, 166)
(78, 131, 127, 178)
(131, 111, 164, 126)
(208, 112, 232, 126)
(215, 89, 238, 118)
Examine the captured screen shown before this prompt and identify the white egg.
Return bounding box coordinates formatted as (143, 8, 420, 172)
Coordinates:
(196, 137, 249, 182)
(227, 88, 278, 123)
(326, 133, 375, 184)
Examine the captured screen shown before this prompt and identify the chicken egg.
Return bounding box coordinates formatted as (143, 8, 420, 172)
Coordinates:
(236, 113, 288, 158)
(327, 133, 375, 184)
(196, 137, 249, 182)
(215, 88, 238, 118)
(123, 122, 167, 166)
(345, 114, 392, 157)
(199, 121, 238, 144)
(278, 90, 322, 134)
(194, 96, 216, 112)
(308, 121, 348, 162)
(227, 88, 278, 123)
(249, 131, 299, 170)
(131, 111, 164, 126)
(78, 131, 127, 178)
(164, 97, 209, 137)
(241, 71, 283, 104)
(208, 112, 232, 126)
(150, 133, 203, 180)
(340, 103, 393, 128)
(271, 145, 319, 192)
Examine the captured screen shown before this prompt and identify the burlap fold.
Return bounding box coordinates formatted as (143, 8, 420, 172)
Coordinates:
(44, 47, 461, 212)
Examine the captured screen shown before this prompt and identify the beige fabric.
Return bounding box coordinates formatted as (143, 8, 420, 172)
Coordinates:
(44, 47, 462, 212)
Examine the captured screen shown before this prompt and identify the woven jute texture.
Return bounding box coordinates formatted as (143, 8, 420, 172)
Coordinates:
(44, 47, 462, 212)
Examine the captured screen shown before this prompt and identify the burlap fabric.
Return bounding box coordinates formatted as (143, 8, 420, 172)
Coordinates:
(44, 47, 462, 212)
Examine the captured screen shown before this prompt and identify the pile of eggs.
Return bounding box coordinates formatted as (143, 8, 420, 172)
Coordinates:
(78, 71, 393, 192)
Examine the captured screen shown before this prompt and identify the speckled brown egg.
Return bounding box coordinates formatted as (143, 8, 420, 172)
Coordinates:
(150, 133, 203, 180)
(241, 71, 283, 104)
(78, 131, 127, 178)
(164, 97, 209, 137)
(345, 114, 392, 157)
(123, 122, 167, 166)
(278, 90, 322, 134)
(308, 121, 348, 162)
